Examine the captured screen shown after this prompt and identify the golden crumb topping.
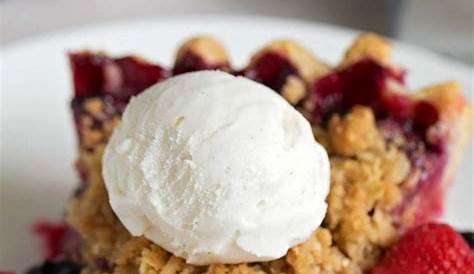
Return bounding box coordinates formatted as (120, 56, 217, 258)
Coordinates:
(176, 36, 229, 66)
(69, 99, 410, 274)
(340, 33, 391, 67)
(280, 75, 307, 105)
(328, 106, 383, 156)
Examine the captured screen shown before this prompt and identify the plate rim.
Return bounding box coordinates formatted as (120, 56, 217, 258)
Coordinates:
(0, 14, 472, 72)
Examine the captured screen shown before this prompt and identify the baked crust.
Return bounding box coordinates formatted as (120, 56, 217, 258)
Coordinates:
(66, 33, 472, 274)
(176, 36, 230, 66)
(411, 82, 472, 225)
(340, 33, 391, 67)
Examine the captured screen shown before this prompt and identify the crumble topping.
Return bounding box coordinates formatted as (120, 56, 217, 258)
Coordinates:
(280, 75, 307, 105)
(176, 36, 230, 66)
(340, 33, 391, 67)
(69, 99, 407, 274)
(415, 81, 466, 120)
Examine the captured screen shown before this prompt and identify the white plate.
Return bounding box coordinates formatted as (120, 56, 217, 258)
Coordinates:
(1, 15, 473, 272)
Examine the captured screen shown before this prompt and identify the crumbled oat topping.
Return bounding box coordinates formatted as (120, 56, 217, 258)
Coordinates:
(328, 106, 383, 157)
(176, 36, 230, 66)
(340, 33, 391, 67)
(69, 97, 410, 274)
(281, 75, 306, 105)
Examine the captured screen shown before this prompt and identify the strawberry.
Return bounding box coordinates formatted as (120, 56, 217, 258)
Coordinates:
(373, 223, 474, 274)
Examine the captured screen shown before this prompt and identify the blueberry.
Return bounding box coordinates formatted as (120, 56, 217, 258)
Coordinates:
(25, 261, 81, 274)
(460, 231, 474, 248)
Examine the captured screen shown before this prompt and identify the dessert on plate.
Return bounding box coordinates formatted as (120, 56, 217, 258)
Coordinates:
(27, 33, 473, 274)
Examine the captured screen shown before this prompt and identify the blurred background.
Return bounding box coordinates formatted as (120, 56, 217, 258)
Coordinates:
(0, 0, 473, 64)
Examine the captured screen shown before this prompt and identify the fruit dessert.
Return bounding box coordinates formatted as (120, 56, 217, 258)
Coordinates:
(28, 33, 472, 274)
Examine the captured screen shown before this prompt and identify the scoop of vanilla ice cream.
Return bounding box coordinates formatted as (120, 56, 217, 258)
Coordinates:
(103, 71, 330, 265)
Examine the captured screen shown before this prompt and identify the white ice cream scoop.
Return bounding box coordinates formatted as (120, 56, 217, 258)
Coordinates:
(102, 70, 330, 265)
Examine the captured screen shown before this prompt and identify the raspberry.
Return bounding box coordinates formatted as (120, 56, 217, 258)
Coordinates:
(243, 51, 298, 93)
(373, 223, 474, 274)
(310, 58, 408, 123)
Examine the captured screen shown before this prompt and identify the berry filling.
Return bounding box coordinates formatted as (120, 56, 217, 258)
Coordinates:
(34, 222, 81, 261)
(172, 51, 229, 75)
(69, 53, 168, 101)
(378, 119, 448, 226)
(307, 58, 447, 226)
(242, 52, 299, 92)
(310, 59, 407, 123)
